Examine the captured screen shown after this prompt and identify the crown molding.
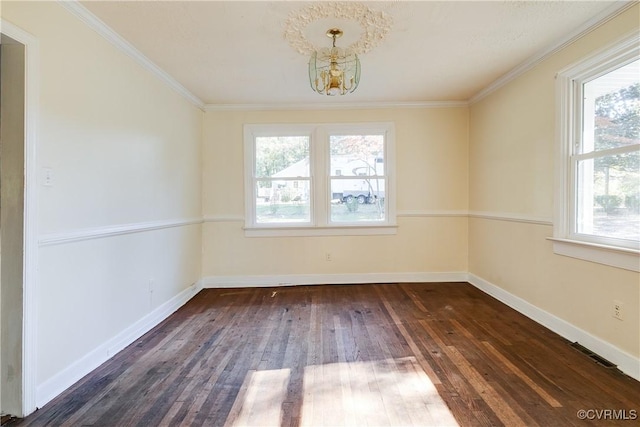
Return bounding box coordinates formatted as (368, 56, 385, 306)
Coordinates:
(58, 0, 205, 111)
(203, 100, 468, 112)
(469, 0, 637, 104)
(56, 0, 635, 112)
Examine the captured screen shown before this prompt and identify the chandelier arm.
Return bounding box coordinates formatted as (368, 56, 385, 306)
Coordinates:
(308, 28, 360, 96)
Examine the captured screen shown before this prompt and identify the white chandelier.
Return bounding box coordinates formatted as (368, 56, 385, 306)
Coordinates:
(309, 28, 360, 96)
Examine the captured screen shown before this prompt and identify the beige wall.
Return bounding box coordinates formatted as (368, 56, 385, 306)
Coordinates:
(2, 0, 638, 415)
(1, 0, 203, 400)
(469, 5, 640, 359)
(202, 107, 469, 278)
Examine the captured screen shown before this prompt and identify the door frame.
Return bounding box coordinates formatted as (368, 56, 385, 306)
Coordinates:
(1, 19, 39, 416)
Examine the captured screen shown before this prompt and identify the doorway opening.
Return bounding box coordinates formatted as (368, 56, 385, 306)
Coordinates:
(0, 32, 26, 420)
(1, 20, 39, 418)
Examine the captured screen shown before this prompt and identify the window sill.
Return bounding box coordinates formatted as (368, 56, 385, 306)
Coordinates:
(244, 224, 398, 237)
(548, 237, 640, 272)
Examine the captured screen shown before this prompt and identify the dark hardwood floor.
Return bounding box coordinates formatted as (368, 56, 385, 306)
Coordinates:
(13, 283, 640, 426)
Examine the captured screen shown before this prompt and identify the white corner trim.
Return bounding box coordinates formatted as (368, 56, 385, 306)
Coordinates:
(468, 273, 640, 381)
(201, 272, 468, 288)
(469, 211, 553, 226)
(35, 282, 201, 409)
(469, 1, 637, 104)
(39, 217, 203, 247)
(203, 101, 468, 112)
(57, 0, 204, 110)
(22, 28, 41, 419)
(549, 238, 640, 272)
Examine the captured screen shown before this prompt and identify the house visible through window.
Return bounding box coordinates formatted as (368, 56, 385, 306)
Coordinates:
(244, 123, 396, 236)
(254, 135, 310, 224)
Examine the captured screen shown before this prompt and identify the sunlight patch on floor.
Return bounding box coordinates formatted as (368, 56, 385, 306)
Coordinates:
(226, 357, 458, 426)
(301, 357, 458, 426)
(227, 368, 291, 427)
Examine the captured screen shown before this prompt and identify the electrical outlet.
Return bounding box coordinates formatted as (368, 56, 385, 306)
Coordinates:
(613, 300, 624, 321)
(325, 252, 332, 261)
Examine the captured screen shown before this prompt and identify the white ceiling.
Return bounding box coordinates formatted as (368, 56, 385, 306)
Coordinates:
(79, 1, 624, 107)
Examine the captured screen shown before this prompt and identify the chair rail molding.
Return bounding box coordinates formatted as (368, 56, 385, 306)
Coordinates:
(39, 217, 203, 247)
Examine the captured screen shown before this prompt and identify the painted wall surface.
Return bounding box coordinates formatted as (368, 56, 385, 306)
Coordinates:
(202, 108, 469, 278)
(469, 6, 640, 358)
(1, 0, 203, 393)
(2, 0, 638, 415)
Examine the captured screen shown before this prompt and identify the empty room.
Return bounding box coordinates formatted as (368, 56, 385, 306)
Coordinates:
(1, 1, 639, 425)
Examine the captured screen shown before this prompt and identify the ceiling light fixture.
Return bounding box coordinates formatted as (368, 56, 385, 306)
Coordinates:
(309, 28, 360, 96)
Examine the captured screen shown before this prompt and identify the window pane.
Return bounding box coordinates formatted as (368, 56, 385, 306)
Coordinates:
(255, 136, 309, 178)
(582, 59, 639, 154)
(576, 152, 640, 241)
(330, 135, 384, 176)
(330, 178, 385, 223)
(255, 180, 310, 224)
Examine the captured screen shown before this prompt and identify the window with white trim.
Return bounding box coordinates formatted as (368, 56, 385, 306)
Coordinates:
(244, 123, 396, 236)
(554, 33, 639, 271)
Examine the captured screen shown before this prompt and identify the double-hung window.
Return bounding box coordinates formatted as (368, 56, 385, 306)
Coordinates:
(554, 32, 639, 271)
(244, 123, 396, 236)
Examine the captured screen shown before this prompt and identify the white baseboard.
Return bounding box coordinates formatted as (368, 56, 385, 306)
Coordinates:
(35, 272, 639, 411)
(201, 272, 469, 288)
(35, 281, 202, 408)
(468, 273, 640, 381)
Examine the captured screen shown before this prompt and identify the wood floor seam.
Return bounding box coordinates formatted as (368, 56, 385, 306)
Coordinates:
(12, 283, 640, 427)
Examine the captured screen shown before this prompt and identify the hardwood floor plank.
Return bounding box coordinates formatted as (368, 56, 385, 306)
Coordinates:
(375, 285, 443, 385)
(418, 319, 530, 426)
(481, 341, 562, 408)
(332, 315, 357, 427)
(13, 283, 640, 427)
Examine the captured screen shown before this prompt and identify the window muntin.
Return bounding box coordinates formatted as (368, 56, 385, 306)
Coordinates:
(571, 58, 639, 248)
(244, 123, 395, 233)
